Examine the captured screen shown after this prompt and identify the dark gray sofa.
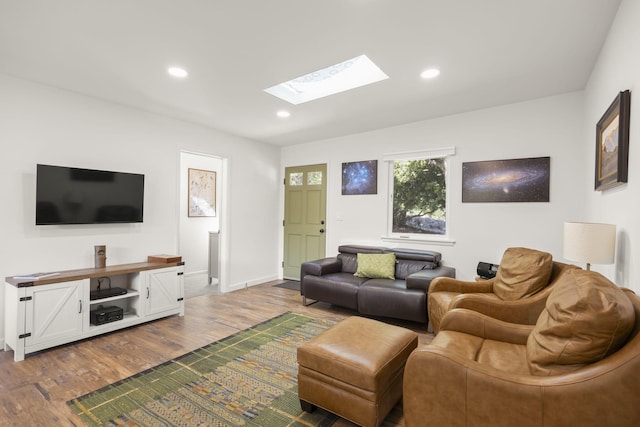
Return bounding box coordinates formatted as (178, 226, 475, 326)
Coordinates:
(300, 244, 456, 324)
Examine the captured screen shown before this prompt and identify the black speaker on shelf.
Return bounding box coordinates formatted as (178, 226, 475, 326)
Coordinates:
(477, 262, 499, 279)
(90, 305, 124, 325)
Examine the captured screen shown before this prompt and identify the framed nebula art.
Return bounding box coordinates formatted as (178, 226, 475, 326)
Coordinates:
(342, 160, 378, 195)
(595, 90, 630, 191)
(462, 157, 550, 203)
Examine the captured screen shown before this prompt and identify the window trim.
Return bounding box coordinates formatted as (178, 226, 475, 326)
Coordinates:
(384, 147, 456, 245)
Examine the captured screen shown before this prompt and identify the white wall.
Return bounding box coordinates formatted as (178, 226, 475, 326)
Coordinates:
(0, 74, 281, 344)
(281, 92, 586, 281)
(583, 0, 640, 292)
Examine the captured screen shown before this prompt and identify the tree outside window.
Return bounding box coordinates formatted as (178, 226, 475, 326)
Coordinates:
(392, 158, 446, 235)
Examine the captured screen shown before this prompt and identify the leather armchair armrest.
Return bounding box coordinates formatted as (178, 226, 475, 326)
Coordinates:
(450, 293, 547, 325)
(403, 346, 547, 427)
(439, 308, 533, 345)
(406, 266, 456, 291)
(300, 257, 342, 278)
(429, 276, 495, 293)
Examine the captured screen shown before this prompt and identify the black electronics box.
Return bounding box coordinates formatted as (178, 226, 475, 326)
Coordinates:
(477, 262, 499, 279)
(90, 287, 128, 300)
(90, 305, 124, 325)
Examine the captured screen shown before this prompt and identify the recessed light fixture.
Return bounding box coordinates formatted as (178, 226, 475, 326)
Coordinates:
(264, 54, 389, 105)
(420, 68, 440, 79)
(167, 66, 188, 79)
(277, 110, 291, 118)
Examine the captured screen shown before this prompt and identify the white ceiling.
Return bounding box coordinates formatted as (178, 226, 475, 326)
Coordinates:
(0, 0, 622, 146)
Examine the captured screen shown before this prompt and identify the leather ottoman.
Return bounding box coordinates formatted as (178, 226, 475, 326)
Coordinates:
(297, 316, 418, 427)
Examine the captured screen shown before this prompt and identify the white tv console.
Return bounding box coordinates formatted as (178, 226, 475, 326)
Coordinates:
(4, 260, 184, 362)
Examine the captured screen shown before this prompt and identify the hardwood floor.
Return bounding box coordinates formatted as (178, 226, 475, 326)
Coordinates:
(0, 281, 434, 426)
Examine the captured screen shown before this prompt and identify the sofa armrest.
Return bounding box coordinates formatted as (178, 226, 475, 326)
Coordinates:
(429, 276, 495, 293)
(406, 266, 456, 291)
(300, 257, 342, 278)
(450, 293, 548, 325)
(439, 308, 534, 345)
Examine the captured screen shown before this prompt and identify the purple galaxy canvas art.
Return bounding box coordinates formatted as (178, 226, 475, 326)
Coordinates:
(342, 160, 378, 195)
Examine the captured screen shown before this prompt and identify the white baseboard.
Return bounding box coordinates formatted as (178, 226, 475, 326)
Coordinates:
(226, 275, 279, 293)
(184, 271, 209, 287)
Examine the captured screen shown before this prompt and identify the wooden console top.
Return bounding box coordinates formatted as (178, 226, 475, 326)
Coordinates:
(5, 261, 184, 288)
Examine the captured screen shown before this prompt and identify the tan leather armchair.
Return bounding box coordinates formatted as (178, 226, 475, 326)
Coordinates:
(405, 270, 640, 427)
(428, 247, 579, 333)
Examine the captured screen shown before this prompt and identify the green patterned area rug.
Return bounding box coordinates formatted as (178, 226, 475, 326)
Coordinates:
(68, 313, 337, 426)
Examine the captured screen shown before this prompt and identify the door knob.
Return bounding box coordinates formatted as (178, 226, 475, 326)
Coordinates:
(319, 229, 325, 233)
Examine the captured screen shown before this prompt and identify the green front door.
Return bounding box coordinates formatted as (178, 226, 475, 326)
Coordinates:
(283, 164, 327, 279)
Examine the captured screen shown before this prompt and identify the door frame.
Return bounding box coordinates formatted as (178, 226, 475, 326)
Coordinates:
(282, 163, 328, 280)
(178, 150, 230, 293)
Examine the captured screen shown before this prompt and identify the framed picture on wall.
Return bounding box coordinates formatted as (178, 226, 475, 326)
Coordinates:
(462, 156, 550, 203)
(342, 160, 378, 195)
(188, 168, 216, 217)
(595, 90, 631, 191)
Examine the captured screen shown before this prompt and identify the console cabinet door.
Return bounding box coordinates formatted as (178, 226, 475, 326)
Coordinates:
(144, 267, 184, 317)
(24, 280, 86, 349)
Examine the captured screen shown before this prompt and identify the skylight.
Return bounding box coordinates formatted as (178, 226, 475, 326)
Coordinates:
(264, 55, 388, 105)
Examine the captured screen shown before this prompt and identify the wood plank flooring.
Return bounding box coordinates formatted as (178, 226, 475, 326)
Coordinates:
(0, 281, 434, 426)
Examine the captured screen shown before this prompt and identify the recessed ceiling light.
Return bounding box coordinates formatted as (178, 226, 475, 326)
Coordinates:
(167, 67, 188, 78)
(264, 54, 389, 105)
(277, 110, 291, 118)
(420, 68, 440, 79)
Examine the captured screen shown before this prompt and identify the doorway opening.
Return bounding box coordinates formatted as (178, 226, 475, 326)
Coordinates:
(179, 150, 229, 297)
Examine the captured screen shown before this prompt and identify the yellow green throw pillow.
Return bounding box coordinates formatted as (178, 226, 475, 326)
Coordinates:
(354, 253, 396, 279)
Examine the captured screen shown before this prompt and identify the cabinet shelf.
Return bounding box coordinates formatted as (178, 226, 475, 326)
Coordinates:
(87, 312, 140, 332)
(88, 290, 139, 304)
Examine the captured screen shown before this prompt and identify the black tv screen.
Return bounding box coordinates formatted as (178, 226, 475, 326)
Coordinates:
(36, 164, 144, 225)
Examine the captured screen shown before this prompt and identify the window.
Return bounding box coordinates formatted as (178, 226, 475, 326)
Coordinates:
(307, 171, 323, 185)
(289, 172, 303, 186)
(384, 148, 455, 243)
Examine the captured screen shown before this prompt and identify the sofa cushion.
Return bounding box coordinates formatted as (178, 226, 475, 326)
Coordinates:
(354, 253, 396, 279)
(526, 269, 635, 376)
(338, 253, 359, 274)
(395, 260, 429, 279)
(493, 247, 553, 301)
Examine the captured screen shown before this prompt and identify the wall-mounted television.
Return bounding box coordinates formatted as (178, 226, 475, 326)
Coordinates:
(36, 164, 144, 225)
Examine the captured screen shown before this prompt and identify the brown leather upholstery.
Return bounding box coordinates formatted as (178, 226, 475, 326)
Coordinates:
(492, 247, 553, 300)
(298, 316, 418, 427)
(527, 269, 634, 375)
(404, 275, 640, 427)
(428, 249, 578, 332)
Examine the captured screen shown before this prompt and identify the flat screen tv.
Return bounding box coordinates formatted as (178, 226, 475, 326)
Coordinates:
(36, 164, 144, 225)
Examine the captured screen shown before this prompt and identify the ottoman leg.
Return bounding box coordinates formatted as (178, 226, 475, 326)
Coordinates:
(300, 400, 316, 413)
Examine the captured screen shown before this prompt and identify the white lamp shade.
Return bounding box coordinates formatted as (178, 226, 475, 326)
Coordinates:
(563, 222, 616, 266)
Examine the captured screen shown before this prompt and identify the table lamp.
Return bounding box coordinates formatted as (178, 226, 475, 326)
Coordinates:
(563, 222, 616, 270)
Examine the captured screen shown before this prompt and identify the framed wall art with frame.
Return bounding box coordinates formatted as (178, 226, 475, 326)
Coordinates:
(595, 90, 631, 191)
(188, 168, 216, 217)
(342, 160, 378, 195)
(462, 156, 550, 203)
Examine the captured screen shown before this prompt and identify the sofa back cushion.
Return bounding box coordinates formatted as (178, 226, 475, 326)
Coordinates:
(338, 253, 359, 274)
(526, 269, 635, 376)
(388, 248, 441, 264)
(395, 260, 431, 280)
(354, 253, 397, 280)
(493, 247, 553, 301)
